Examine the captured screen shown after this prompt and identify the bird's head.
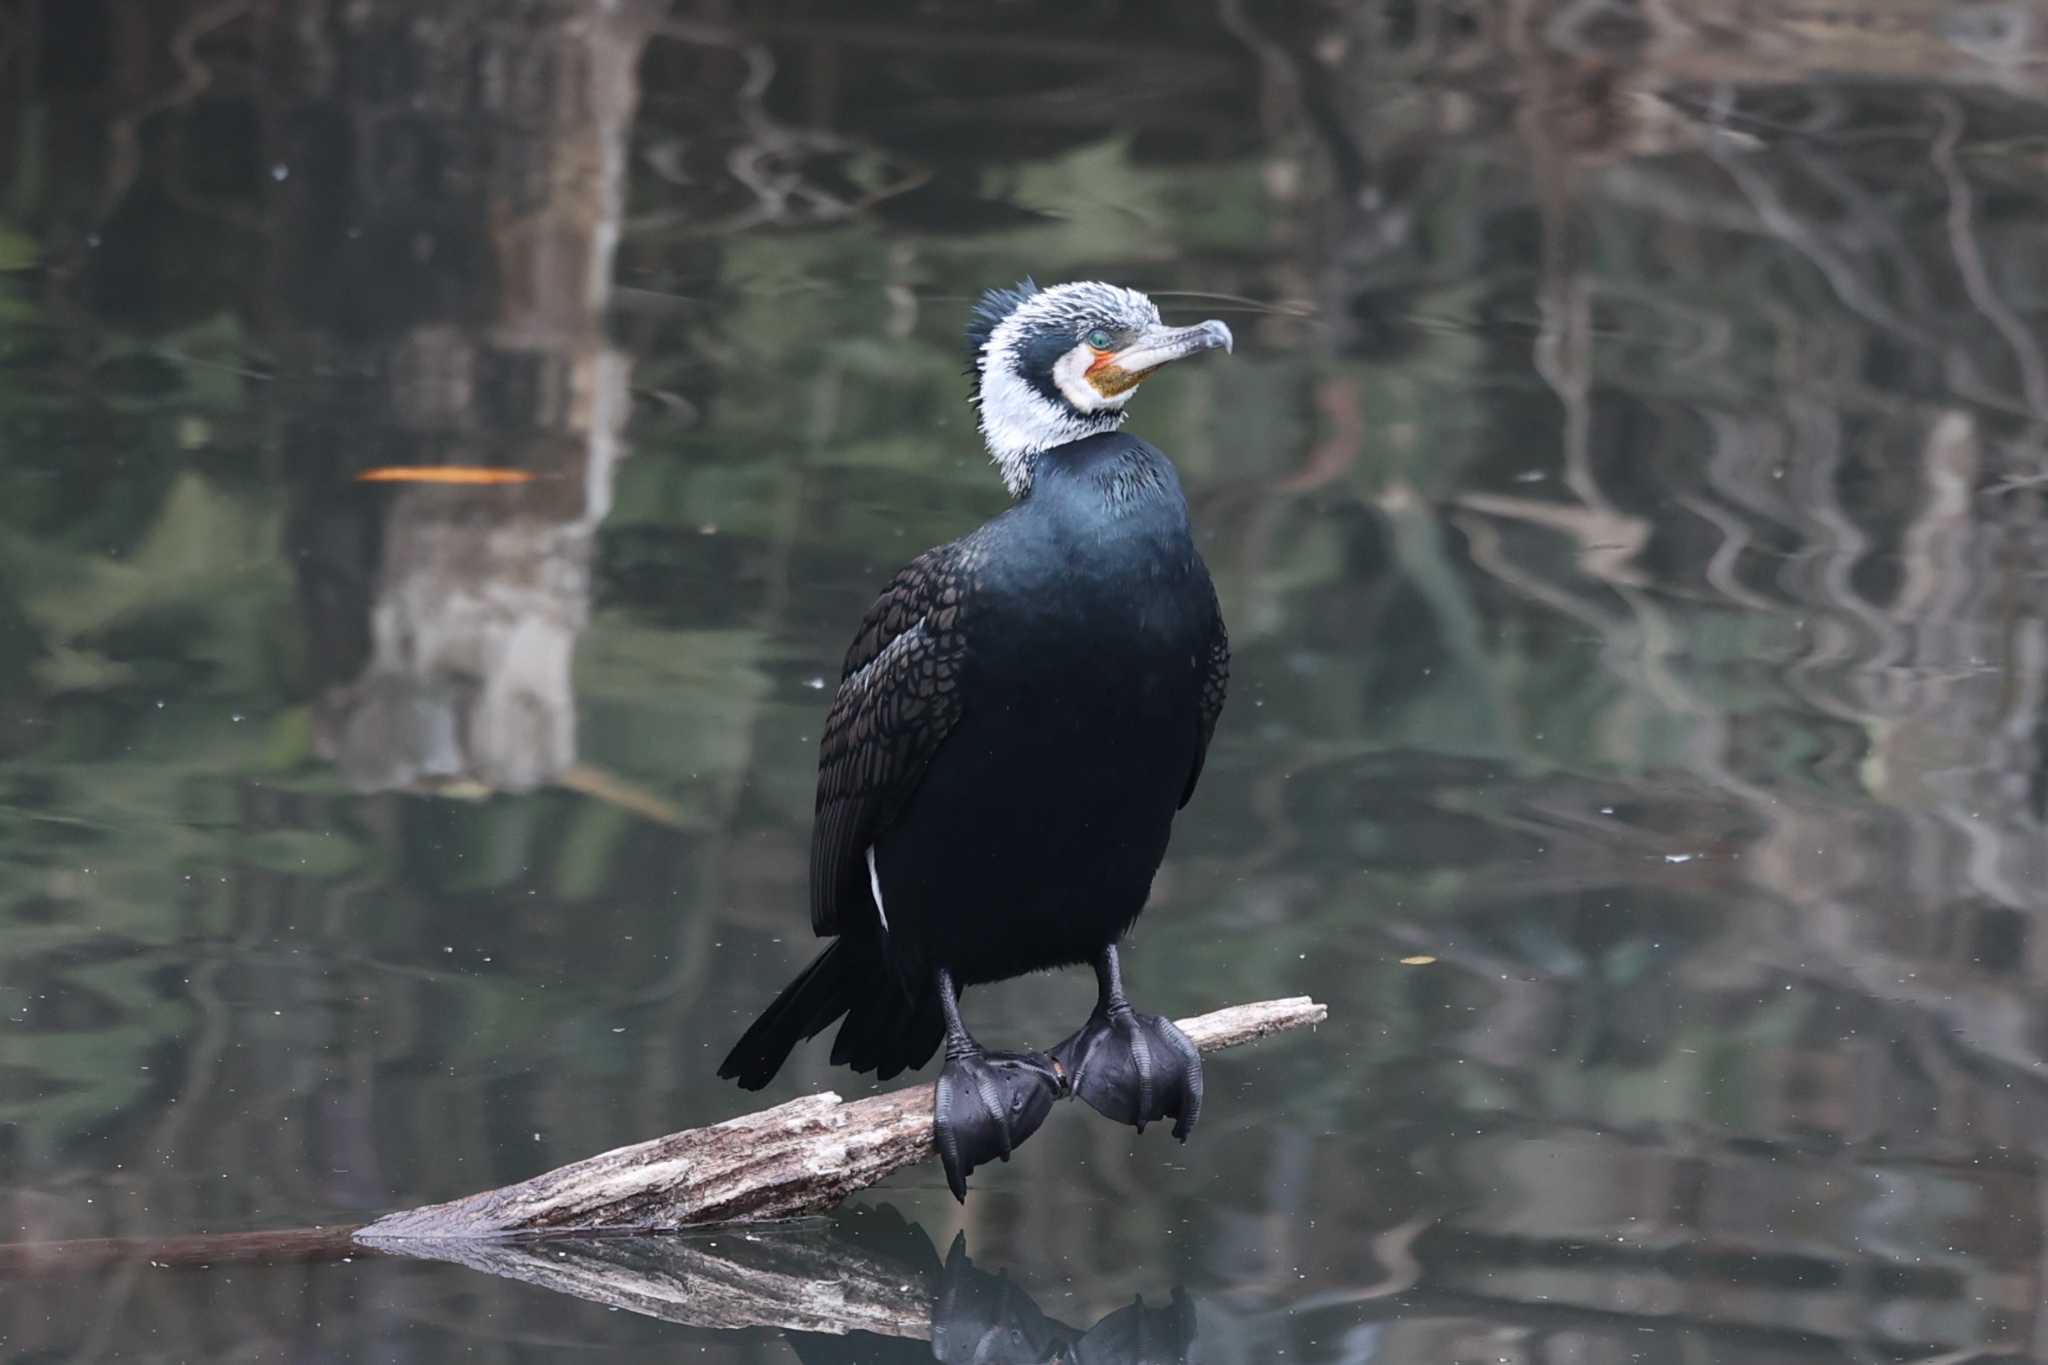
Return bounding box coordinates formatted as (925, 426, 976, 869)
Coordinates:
(966, 279, 1233, 496)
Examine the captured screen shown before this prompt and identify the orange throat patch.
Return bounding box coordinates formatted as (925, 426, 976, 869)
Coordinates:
(1085, 355, 1149, 398)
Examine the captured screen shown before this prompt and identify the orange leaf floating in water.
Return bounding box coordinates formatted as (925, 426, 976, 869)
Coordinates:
(355, 466, 534, 485)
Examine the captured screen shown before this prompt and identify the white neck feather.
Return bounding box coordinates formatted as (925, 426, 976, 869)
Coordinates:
(974, 329, 1129, 498)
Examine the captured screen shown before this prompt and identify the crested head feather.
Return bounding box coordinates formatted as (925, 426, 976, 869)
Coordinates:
(964, 277, 1039, 368)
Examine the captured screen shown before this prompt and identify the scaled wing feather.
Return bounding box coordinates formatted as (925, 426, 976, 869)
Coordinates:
(809, 547, 971, 936)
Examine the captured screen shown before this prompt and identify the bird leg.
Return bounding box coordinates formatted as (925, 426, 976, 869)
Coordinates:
(932, 967, 1062, 1202)
(1051, 944, 1204, 1141)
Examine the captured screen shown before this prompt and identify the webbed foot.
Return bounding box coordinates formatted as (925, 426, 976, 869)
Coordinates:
(934, 1047, 1062, 1202)
(1052, 1005, 1203, 1141)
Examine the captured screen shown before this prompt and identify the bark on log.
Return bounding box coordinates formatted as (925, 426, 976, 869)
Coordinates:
(356, 996, 1326, 1242)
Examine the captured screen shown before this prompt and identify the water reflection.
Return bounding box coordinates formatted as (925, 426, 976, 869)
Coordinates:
(5, 0, 2048, 1361)
(925, 1250, 1194, 1365)
(278, 3, 652, 795)
(369, 1211, 1198, 1363)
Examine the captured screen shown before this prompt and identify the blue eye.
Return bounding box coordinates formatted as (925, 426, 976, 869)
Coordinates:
(1085, 328, 1113, 350)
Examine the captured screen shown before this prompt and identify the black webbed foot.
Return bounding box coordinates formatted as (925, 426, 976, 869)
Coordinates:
(934, 1047, 1062, 1202)
(1052, 1006, 1203, 1141)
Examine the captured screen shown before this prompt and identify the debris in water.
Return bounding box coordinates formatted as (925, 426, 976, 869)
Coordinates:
(355, 466, 534, 485)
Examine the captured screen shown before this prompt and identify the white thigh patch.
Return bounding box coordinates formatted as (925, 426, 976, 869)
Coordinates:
(866, 846, 890, 933)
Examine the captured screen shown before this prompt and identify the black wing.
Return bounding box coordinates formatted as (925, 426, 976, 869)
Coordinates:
(1180, 592, 1229, 809)
(810, 544, 973, 937)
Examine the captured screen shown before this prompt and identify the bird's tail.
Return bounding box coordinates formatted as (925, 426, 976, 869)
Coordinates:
(718, 940, 944, 1090)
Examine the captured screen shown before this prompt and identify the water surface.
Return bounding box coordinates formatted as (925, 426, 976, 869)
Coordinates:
(5, 2, 2048, 1360)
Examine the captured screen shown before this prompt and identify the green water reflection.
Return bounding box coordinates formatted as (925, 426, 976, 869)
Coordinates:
(4, 1, 2048, 1360)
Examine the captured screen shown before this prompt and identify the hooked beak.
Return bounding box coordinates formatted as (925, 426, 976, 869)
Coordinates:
(1087, 319, 1234, 397)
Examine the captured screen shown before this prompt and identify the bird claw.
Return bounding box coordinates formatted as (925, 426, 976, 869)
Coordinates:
(1052, 1007, 1204, 1142)
(933, 1049, 1062, 1202)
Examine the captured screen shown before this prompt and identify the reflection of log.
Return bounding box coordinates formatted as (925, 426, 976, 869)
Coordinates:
(369, 1213, 1201, 1356)
(357, 997, 1327, 1241)
(378, 1226, 933, 1338)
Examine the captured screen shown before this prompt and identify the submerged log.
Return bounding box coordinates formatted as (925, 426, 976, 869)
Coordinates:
(356, 996, 1326, 1243)
(0, 1226, 362, 1278)
(0, 997, 1321, 1279)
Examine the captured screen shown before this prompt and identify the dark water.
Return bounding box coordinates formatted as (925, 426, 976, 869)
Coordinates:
(6, 1, 2048, 1360)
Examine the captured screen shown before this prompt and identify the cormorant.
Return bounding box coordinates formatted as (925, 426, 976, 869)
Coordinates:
(719, 279, 1233, 1200)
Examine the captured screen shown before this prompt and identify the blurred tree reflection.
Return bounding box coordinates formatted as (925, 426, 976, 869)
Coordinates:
(272, 1, 657, 795)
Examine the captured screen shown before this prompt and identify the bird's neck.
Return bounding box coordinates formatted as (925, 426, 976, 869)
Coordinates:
(976, 375, 1126, 497)
(1024, 433, 1185, 519)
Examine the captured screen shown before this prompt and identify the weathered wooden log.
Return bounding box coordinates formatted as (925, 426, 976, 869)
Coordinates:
(0, 997, 1321, 1283)
(356, 996, 1326, 1242)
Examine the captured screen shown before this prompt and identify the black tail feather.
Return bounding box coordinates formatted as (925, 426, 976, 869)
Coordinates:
(831, 970, 944, 1081)
(718, 942, 855, 1090)
(719, 940, 944, 1090)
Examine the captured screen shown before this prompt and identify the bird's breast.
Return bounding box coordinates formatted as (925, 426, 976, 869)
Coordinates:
(971, 541, 1210, 720)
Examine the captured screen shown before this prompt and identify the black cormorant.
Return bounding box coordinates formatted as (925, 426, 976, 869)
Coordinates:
(719, 279, 1233, 1200)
